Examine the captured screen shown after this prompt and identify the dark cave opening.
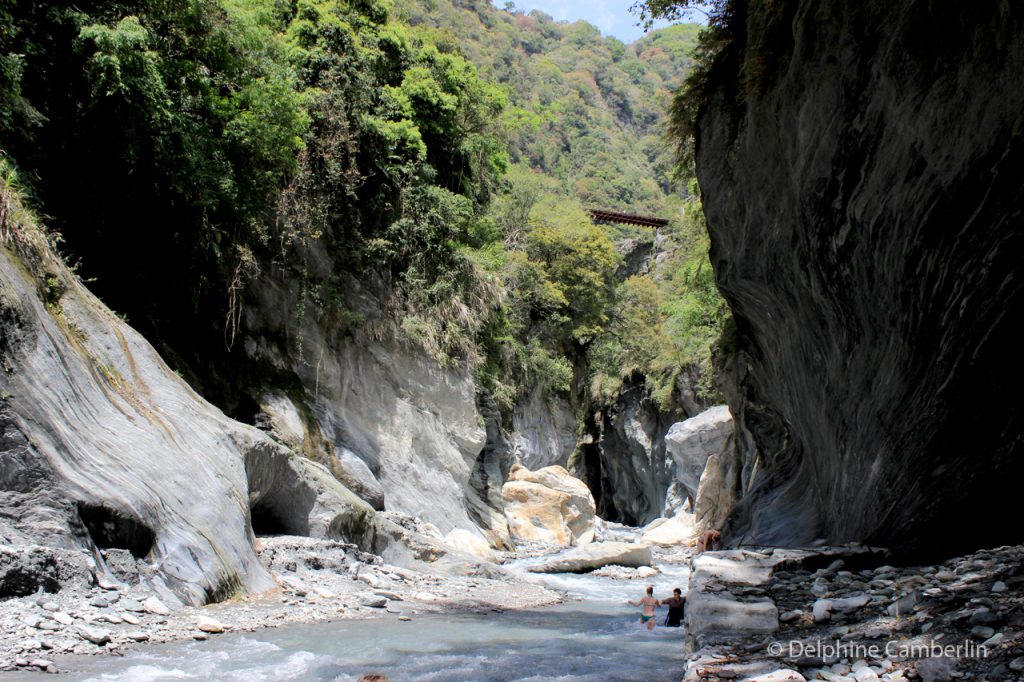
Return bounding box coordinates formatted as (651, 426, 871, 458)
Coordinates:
(249, 499, 293, 536)
(77, 503, 155, 559)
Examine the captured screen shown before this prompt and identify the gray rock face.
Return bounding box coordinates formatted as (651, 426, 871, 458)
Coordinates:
(511, 386, 576, 471)
(695, 1, 1024, 556)
(665, 406, 733, 510)
(244, 271, 491, 542)
(244, 439, 376, 543)
(0, 234, 374, 605)
(587, 377, 676, 526)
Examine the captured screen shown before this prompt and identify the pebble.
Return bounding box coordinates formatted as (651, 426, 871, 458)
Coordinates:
(971, 625, 995, 640)
(1009, 656, 1024, 672)
(143, 597, 170, 616)
(40, 602, 59, 612)
(52, 612, 74, 626)
(96, 578, 121, 591)
(398, 615, 412, 621)
(969, 607, 1001, 625)
(993, 581, 1008, 593)
(119, 598, 145, 613)
(96, 610, 123, 624)
(813, 600, 832, 623)
(852, 668, 878, 682)
(121, 612, 141, 625)
(745, 671, 805, 681)
(358, 595, 388, 608)
(196, 616, 226, 633)
(374, 590, 404, 601)
(76, 626, 111, 645)
(126, 632, 150, 642)
(89, 596, 110, 608)
(982, 632, 1006, 647)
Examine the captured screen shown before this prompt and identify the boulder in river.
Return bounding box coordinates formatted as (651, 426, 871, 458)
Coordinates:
(640, 514, 696, 546)
(526, 541, 652, 573)
(501, 464, 595, 547)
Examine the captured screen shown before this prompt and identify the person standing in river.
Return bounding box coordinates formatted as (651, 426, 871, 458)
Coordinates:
(661, 588, 685, 627)
(627, 585, 661, 630)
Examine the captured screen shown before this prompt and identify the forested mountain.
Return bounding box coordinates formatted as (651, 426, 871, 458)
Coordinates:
(394, 0, 701, 214)
(0, 0, 724, 421)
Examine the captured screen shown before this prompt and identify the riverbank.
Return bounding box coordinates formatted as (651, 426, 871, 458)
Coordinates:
(0, 536, 566, 674)
(683, 543, 1024, 681)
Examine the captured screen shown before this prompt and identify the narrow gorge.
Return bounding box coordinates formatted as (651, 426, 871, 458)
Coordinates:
(2, 0, 1024, 679)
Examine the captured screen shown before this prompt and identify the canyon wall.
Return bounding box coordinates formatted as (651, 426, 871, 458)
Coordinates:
(697, 1, 1024, 557)
(0, 230, 360, 605)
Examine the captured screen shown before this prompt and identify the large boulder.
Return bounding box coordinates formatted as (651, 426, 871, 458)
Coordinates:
(665, 406, 734, 509)
(501, 464, 596, 546)
(526, 541, 653, 574)
(641, 514, 696, 546)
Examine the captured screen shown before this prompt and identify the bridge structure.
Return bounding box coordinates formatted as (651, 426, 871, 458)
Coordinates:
(587, 209, 669, 229)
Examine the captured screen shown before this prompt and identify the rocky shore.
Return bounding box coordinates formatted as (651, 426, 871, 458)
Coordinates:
(684, 544, 1024, 681)
(0, 536, 562, 675)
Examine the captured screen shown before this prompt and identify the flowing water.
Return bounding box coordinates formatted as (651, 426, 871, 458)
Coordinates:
(46, 563, 690, 681)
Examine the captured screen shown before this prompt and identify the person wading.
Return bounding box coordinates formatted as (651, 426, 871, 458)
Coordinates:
(661, 588, 685, 627)
(627, 585, 661, 630)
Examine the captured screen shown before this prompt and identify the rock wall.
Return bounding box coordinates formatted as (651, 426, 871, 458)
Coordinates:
(587, 377, 677, 526)
(511, 386, 576, 471)
(696, 0, 1024, 557)
(243, 263, 498, 547)
(0, 232, 285, 605)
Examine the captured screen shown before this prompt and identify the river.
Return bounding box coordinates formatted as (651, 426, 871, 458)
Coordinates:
(42, 563, 690, 681)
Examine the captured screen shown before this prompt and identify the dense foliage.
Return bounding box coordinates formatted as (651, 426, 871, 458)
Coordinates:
(0, 0, 728, 414)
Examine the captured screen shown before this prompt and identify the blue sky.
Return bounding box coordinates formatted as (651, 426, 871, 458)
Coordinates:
(494, 0, 704, 44)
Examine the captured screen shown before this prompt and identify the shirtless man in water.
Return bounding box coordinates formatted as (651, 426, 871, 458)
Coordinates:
(627, 585, 661, 630)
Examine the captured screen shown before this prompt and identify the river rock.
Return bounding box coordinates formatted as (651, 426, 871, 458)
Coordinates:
(501, 464, 596, 547)
(196, 615, 226, 633)
(359, 594, 388, 608)
(119, 598, 145, 613)
(640, 514, 695, 546)
(443, 528, 496, 562)
(76, 626, 111, 645)
(526, 542, 652, 573)
(143, 597, 170, 616)
(51, 612, 73, 626)
(745, 672, 806, 682)
(812, 600, 832, 623)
